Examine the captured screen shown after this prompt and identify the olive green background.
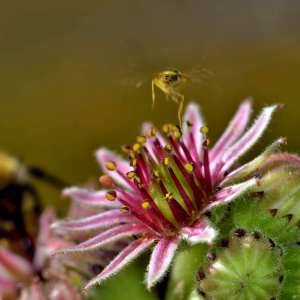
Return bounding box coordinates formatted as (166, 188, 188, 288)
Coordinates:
(1, 0, 300, 215)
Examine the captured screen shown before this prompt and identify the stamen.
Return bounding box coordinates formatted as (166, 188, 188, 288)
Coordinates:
(187, 123, 202, 170)
(133, 176, 142, 185)
(105, 190, 117, 201)
(167, 135, 186, 162)
(105, 161, 116, 170)
(148, 206, 177, 233)
(137, 136, 147, 144)
(200, 126, 209, 134)
(128, 151, 135, 160)
(142, 200, 150, 210)
(130, 158, 137, 168)
(99, 175, 114, 187)
(165, 192, 191, 227)
(202, 139, 212, 195)
(121, 206, 129, 213)
(126, 171, 136, 180)
(185, 163, 204, 209)
(163, 158, 195, 215)
(117, 197, 164, 234)
(121, 144, 131, 154)
(132, 143, 141, 152)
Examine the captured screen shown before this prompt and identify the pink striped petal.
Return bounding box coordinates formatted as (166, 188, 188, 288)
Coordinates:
(181, 218, 218, 245)
(0, 278, 17, 298)
(146, 235, 181, 290)
(210, 98, 252, 164)
(62, 187, 122, 208)
(182, 102, 205, 157)
(219, 138, 286, 187)
(49, 280, 81, 300)
(95, 149, 133, 190)
(219, 105, 279, 176)
(31, 281, 45, 300)
(0, 248, 33, 282)
(142, 122, 168, 160)
(52, 223, 154, 255)
(51, 210, 137, 231)
(204, 178, 260, 211)
(84, 236, 158, 290)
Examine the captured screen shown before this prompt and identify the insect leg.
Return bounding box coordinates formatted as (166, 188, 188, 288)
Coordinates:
(152, 79, 155, 111)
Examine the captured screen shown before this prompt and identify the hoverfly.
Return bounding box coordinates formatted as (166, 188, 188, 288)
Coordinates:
(152, 68, 186, 126)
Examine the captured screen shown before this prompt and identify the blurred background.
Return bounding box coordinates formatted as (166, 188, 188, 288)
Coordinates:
(0, 0, 300, 215)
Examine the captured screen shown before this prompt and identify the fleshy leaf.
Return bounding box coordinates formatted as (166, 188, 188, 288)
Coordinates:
(52, 223, 153, 255)
(181, 218, 218, 245)
(84, 236, 157, 290)
(219, 138, 286, 187)
(51, 210, 137, 231)
(146, 235, 181, 290)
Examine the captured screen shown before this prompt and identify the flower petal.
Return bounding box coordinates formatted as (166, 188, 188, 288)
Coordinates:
(0, 278, 17, 299)
(52, 223, 154, 255)
(210, 98, 252, 164)
(84, 236, 158, 290)
(0, 248, 33, 282)
(51, 210, 137, 231)
(182, 102, 205, 157)
(146, 235, 181, 290)
(142, 122, 168, 160)
(49, 280, 81, 300)
(62, 187, 122, 208)
(205, 178, 260, 210)
(95, 148, 133, 190)
(31, 281, 45, 300)
(181, 218, 218, 245)
(219, 104, 279, 176)
(219, 138, 286, 187)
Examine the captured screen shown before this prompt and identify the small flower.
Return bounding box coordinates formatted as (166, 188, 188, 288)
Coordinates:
(52, 99, 285, 290)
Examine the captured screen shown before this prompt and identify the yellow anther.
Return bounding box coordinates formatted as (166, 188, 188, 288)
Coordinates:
(134, 176, 141, 185)
(186, 120, 193, 127)
(162, 124, 170, 134)
(105, 161, 116, 171)
(142, 200, 150, 210)
(137, 136, 147, 144)
(173, 130, 182, 139)
(126, 171, 136, 180)
(200, 126, 209, 134)
(164, 144, 173, 153)
(121, 206, 129, 213)
(132, 143, 141, 152)
(203, 138, 210, 146)
(130, 158, 137, 167)
(106, 190, 117, 201)
(162, 157, 170, 166)
(164, 192, 173, 202)
(128, 151, 135, 160)
(146, 130, 152, 138)
(121, 144, 131, 154)
(151, 127, 157, 136)
(152, 170, 160, 179)
(185, 162, 196, 173)
(172, 125, 181, 132)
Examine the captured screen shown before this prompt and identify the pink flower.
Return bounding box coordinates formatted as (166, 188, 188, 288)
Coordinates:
(52, 99, 285, 290)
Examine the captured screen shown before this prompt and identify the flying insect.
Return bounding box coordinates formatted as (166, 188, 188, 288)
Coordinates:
(152, 68, 186, 126)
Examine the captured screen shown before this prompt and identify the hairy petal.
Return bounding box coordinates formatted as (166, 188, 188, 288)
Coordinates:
(205, 178, 260, 210)
(219, 105, 279, 175)
(49, 280, 81, 300)
(181, 218, 218, 245)
(0, 278, 17, 299)
(84, 236, 158, 290)
(31, 281, 45, 300)
(146, 235, 181, 290)
(52, 224, 154, 255)
(219, 138, 286, 187)
(62, 187, 122, 208)
(182, 102, 205, 157)
(51, 210, 137, 231)
(210, 98, 252, 163)
(95, 148, 133, 190)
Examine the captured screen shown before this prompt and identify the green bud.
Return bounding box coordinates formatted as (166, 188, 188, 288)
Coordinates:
(196, 229, 284, 300)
